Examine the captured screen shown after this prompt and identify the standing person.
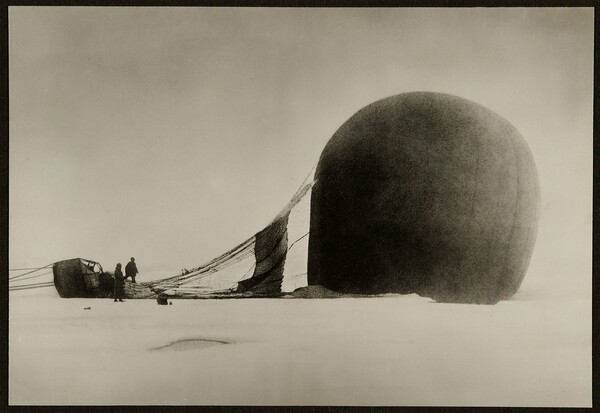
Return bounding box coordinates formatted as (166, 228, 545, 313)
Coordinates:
(125, 257, 139, 283)
(114, 263, 125, 302)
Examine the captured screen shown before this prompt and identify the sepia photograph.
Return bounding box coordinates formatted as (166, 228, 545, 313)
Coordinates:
(7, 6, 593, 406)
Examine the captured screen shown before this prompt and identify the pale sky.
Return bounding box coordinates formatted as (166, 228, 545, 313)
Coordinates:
(9, 7, 593, 300)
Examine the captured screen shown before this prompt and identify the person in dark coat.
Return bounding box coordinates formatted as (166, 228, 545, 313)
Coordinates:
(114, 263, 125, 302)
(125, 257, 139, 283)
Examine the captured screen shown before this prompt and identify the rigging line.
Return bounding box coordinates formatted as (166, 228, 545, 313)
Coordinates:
(155, 268, 225, 288)
(287, 231, 310, 252)
(236, 262, 257, 283)
(168, 250, 257, 286)
(280, 162, 317, 208)
(10, 281, 54, 288)
(176, 269, 226, 287)
(224, 262, 257, 291)
(148, 239, 255, 286)
(10, 283, 54, 291)
(182, 248, 256, 279)
(9, 271, 53, 283)
(175, 255, 255, 288)
(8, 263, 54, 281)
(297, 161, 318, 190)
(9, 281, 54, 288)
(9, 281, 55, 288)
(9, 267, 50, 271)
(10, 287, 54, 292)
(159, 255, 254, 287)
(185, 237, 255, 272)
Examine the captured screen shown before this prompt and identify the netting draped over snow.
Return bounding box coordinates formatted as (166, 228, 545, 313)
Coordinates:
(139, 170, 315, 299)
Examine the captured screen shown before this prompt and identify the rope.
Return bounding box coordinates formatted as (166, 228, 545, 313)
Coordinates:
(146, 237, 255, 286)
(8, 263, 54, 281)
(177, 267, 233, 286)
(231, 262, 257, 287)
(10, 284, 54, 291)
(9, 271, 53, 283)
(9, 282, 54, 291)
(287, 231, 309, 252)
(10, 281, 55, 288)
(296, 162, 317, 193)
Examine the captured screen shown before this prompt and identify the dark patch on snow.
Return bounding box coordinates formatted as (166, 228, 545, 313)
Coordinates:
(150, 338, 230, 351)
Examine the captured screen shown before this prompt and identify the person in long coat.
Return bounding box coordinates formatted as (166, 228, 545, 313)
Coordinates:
(125, 257, 139, 283)
(114, 263, 125, 302)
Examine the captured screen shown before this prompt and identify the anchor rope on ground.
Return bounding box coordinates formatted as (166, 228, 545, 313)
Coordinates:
(9, 271, 53, 284)
(9, 263, 55, 281)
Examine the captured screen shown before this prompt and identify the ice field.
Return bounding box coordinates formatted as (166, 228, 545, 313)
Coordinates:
(8, 6, 593, 408)
(9, 288, 591, 406)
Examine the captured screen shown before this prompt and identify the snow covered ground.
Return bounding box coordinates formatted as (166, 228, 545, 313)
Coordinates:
(9, 288, 591, 406)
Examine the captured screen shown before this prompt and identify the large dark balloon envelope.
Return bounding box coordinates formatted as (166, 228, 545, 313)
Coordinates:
(307, 92, 540, 304)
